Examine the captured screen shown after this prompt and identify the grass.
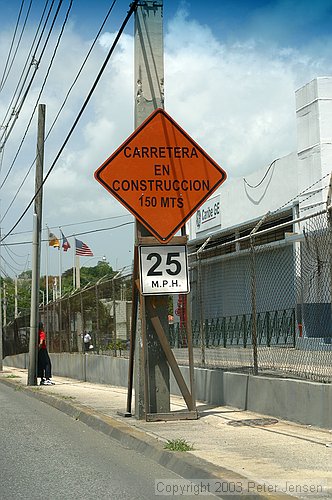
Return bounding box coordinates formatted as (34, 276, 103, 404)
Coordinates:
(5, 374, 20, 378)
(164, 438, 194, 452)
(54, 394, 76, 400)
(30, 388, 76, 401)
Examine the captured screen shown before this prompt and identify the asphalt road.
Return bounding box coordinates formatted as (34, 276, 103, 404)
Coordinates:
(0, 383, 208, 500)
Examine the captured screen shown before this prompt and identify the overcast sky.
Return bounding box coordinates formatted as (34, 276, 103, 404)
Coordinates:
(0, 0, 331, 278)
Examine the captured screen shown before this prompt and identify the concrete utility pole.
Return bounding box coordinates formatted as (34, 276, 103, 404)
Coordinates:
(134, 1, 170, 418)
(28, 104, 45, 386)
(0, 228, 3, 371)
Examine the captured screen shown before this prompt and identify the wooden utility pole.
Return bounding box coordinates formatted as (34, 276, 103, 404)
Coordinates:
(134, 1, 169, 418)
(28, 104, 45, 386)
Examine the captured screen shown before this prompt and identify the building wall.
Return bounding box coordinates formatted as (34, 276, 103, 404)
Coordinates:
(188, 77, 332, 241)
(296, 77, 332, 217)
(190, 243, 295, 322)
(189, 152, 297, 241)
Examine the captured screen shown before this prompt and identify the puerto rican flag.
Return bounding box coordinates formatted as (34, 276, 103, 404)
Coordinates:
(60, 230, 71, 252)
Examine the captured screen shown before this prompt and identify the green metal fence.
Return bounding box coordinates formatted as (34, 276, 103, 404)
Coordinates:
(169, 308, 295, 348)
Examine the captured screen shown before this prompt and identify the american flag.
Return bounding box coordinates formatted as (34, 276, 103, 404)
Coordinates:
(75, 238, 93, 257)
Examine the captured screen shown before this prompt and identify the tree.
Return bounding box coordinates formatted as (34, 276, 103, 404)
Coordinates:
(61, 259, 115, 291)
(2, 273, 32, 325)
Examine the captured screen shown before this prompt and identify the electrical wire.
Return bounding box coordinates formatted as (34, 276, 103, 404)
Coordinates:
(59, 220, 134, 240)
(58, 213, 132, 229)
(0, 0, 139, 244)
(0, 0, 50, 136)
(0, 0, 33, 93)
(1, 253, 22, 275)
(2, 241, 27, 259)
(5, 220, 135, 247)
(0, 147, 4, 177)
(10, 213, 131, 236)
(0, 0, 61, 149)
(0, 264, 13, 279)
(0, 0, 117, 219)
(0, 0, 26, 91)
(3, 245, 25, 268)
(44, 0, 118, 141)
(0, 0, 73, 195)
(243, 158, 279, 188)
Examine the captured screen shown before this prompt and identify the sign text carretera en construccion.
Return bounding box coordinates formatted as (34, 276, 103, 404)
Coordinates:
(112, 148, 210, 210)
(94, 108, 227, 243)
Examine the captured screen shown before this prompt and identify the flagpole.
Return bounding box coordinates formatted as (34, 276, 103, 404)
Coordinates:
(73, 236, 76, 289)
(73, 238, 92, 290)
(59, 238, 62, 298)
(76, 254, 81, 289)
(58, 242, 62, 347)
(59, 230, 65, 347)
(45, 225, 49, 309)
(45, 224, 51, 348)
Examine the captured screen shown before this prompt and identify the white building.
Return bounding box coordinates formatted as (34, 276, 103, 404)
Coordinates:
(188, 77, 332, 240)
(186, 77, 332, 343)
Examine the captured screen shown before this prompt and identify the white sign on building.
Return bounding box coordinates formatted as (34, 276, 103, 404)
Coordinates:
(195, 194, 221, 233)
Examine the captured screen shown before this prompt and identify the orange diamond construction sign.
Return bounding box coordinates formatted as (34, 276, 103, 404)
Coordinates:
(94, 108, 227, 243)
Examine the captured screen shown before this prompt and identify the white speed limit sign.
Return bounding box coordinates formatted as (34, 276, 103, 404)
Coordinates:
(139, 245, 190, 295)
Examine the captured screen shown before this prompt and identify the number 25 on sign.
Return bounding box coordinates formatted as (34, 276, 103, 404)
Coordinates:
(139, 245, 190, 296)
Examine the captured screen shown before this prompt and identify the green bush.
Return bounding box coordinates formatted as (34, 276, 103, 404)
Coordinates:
(105, 339, 128, 351)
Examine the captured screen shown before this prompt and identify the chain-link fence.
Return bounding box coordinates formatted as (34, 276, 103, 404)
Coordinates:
(3, 210, 332, 383)
(3, 273, 133, 358)
(176, 209, 331, 382)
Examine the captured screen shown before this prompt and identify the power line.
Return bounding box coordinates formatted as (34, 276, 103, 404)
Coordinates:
(0, 0, 139, 244)
(9, 213, 131, 237)
(1, 253, 23, 275)
(2, 241, 27, 259)
(0, 0, 61, 150)
(0, 0, 33, 93)
(0, 0, 51, 132)
(58, 213, 132, 230)
(0, 0, 117, 220)
(0, 0, 26, 91)
(0, 0, 73, 196)
(243, 158, 279, 189)
(4, 220, 134, 247)
(59, 220, 134, 240)
(44, 0, 118, 141)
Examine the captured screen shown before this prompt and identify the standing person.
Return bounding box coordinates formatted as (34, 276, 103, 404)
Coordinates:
(83, 331, 92, 352)
(37, 322, 54, 385)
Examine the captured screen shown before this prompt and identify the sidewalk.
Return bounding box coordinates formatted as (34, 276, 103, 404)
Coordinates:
(1, 366, 331, 499)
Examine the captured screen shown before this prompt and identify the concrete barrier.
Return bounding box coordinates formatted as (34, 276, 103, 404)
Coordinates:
(3, 353, 29, 369)
(3, 353, 331, 429)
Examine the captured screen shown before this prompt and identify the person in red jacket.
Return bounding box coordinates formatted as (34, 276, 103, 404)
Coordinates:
(37, 322, 54, 385)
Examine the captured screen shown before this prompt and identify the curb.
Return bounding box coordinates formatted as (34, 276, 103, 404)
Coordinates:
(0, 377, 295, 500)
